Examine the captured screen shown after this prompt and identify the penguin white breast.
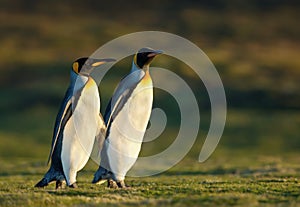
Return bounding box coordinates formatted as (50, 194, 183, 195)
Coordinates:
(72, 78, 100, 145)
(128, 80, 153, 133)
(110, 73, 153, 149)
(61, 78, 100, 180)
(105, 73, 153, 178)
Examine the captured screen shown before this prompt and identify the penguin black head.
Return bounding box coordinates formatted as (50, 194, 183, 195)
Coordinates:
(134, 48, 163, 69)
(72, 57, 115, 75)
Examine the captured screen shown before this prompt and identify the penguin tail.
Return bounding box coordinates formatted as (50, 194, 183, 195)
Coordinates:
(35, 178, 49, 188)
(92, 166, 111, 184)
(35, 168, 65, 188)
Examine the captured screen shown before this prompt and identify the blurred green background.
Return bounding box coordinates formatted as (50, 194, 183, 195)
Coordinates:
(0, 0, 299, 172)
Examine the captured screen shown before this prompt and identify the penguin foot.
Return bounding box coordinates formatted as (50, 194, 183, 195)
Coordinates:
(35, 178, 48, 188)
(107, 179, 118, 189)
(69, 183, 78, 188)
(107, 180, 129, 189)
(55, 180, 64, 189)
(116, 180, 129, 189)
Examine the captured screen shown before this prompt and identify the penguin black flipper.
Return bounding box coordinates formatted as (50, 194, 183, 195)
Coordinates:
(47, 85, 84, 165)
(47, 91, 72, 165)
(103, 70, 143, 125)
(103, 98, 112, 125)
(91, 113, 107, 163)
(46, 85, 75, 165)
(105, 70, 145, 129)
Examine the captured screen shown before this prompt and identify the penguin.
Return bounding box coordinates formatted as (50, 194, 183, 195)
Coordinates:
(92, 48, 162, 188)
(35, 57, 115, 189)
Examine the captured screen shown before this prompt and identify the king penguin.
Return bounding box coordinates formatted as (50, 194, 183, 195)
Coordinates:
(35, 57, 115, 189)
(92, 48, 162, 188)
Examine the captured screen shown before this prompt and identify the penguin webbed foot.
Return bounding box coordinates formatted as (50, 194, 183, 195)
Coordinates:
(107, 179, 129, 189)
(69, 182, 78, 188)
(55, 180, 65, 189)
(107, 179, 118, 188)
(116, 180, 129, 189)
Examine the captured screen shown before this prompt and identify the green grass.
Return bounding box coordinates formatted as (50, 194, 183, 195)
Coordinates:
(0, 153, 299, 207)
(0, 110, 300, 206)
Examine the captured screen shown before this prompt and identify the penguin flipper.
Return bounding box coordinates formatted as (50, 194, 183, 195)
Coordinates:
(91, 114, 107, 162)
(104, 69, 145, 126)
(47, 99, 72, 165)
(47, 87, 73, 165)
(103, 98, 112, 124)
(47, 85, 84, 165)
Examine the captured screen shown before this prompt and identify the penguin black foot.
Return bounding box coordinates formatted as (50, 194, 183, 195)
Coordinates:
(35, 178, 48, 188)
(116, 180, 129, 189)
(69, 183, 78, 188)
(55, 180, 64, 189)
(107, 179, 118, 189)
(107, 179, 129, 189)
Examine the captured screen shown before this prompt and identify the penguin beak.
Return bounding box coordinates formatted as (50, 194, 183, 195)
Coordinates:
(81, 58, 116, 76)
(147, 50, 163, 58)
(91, 58, 116, 67)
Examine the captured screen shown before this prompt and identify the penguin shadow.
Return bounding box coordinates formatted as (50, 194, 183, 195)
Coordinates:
(162, 166, 280, 177)
(162, 167, 238, 176)
(44, 180, 128, 196)
(46, 188, 99, 197)
(39, 182, 89, 196)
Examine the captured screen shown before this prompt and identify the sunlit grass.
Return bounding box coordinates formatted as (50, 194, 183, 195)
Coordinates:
(0, 109, 300, 206)
(0, 152, 299, 207)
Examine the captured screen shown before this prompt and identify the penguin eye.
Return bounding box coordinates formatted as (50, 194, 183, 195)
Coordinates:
(72, 62, 79, 74)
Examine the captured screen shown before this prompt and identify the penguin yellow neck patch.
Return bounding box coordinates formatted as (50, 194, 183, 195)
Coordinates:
(85, 77, 96, 89)
(140, 70, 152, 85)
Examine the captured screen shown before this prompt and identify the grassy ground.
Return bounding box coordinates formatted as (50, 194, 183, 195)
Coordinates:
(0, 153, 299, 206)
(0, 110, 299, 206)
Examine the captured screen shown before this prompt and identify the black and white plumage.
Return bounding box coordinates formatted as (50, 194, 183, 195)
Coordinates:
(92, 48, 162, 188)
(35, 57, 114, 188)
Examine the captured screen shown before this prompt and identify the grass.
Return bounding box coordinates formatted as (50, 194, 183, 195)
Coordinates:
(0, 109, 300, 206)
(0, 153, 299, 207)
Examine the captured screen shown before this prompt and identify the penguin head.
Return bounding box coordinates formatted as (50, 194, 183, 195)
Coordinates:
(134, 48, 163, 69)
(72, 57, 115, 76)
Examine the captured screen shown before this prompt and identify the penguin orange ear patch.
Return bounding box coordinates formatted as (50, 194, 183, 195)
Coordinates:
(133, 54, 138, 66)
(73, 62, 79, 74)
